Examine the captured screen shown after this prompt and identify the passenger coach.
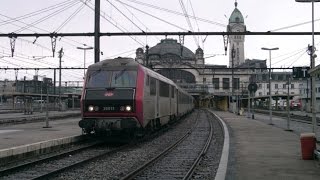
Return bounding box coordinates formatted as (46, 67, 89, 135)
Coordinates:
(79, 57, 194, 135)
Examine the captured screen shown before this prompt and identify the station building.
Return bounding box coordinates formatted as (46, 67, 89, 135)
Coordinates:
(134, 1, 311, 112)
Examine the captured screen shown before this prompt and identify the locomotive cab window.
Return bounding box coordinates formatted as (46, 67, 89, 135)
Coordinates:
(111, 70, 137, 87)
(86, 71, 112, 88)
(86, 70, 137, 88)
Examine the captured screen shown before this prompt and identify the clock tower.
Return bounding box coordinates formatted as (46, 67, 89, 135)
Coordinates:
(227, 1, 246, 67)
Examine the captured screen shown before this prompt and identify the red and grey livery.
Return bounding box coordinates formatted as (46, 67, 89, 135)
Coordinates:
(79, 57, 194, 135)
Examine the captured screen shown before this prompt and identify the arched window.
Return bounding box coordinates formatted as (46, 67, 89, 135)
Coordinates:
(156, 69, 196, 83)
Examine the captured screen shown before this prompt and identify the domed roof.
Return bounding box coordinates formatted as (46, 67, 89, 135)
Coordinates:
(196, 47, 203, 54)
(229, 2, 244, 23)
(148, 39, 195, 59)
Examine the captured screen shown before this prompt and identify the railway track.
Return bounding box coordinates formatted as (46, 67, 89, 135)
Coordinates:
(254, 109, 320, 125)
(5, 110, 222, 179)
(0, 140, 126, 179)
(120, 110, 217, 179)
(0, 111, 198, 179)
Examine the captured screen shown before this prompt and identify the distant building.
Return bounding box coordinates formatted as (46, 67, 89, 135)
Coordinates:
(133, 1, 314, 112)
(227, 1, 246, 67)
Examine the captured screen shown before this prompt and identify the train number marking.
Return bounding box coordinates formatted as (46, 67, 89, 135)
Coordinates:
(103, 106, 115, 111)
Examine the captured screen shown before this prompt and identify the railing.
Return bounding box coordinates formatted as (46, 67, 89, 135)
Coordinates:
(177, 83, 209, 94)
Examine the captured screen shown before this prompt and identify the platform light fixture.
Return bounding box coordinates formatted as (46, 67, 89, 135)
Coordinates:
(261, 47, 279, 125)
(77, 44, 93, 79)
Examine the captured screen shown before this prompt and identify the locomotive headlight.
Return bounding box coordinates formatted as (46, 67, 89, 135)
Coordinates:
(125, 105, 132, 111)
(88, 105, 94, 112)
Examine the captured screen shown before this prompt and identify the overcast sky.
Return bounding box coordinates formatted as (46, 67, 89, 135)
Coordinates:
(0, 0, 319, 82)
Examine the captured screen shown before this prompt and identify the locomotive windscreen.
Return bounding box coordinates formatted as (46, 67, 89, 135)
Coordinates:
(86, 69, 137, 88)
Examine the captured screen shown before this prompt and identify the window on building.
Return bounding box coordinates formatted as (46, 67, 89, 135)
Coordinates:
(223, 78, 230, 90)
(259, 92, 262, 96)
(291, 84, 294, 89)
(275, 84, 278, 89)
(212, 78, 219, 90)
(267, 84, 270, 89)
(262, 74, 267, 81)
(278, 75, 284, 81)
(233, 78, 240, 90)
(258, 84, 262, 89)
(203, 78, 206, 84)
(283, 84, 286, 89)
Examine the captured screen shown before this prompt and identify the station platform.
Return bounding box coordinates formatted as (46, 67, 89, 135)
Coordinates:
(212, 110, 320, 180)
(1, 109, 319, 179)
(0, 109, 80, 125)
(0, 111, 83, 163)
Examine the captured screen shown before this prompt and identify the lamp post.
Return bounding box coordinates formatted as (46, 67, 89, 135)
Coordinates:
(261, 47, 279, 125)
(295, 0, 319, 136)
(77, 44, 93, 79)
(231, 44, 236, 113)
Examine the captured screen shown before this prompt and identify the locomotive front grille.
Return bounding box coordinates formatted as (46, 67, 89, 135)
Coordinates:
(83, 88, 135, 113)
(79, 117, 139, 130)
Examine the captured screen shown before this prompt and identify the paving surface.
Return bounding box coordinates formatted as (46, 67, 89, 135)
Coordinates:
(214, 110, 320, 180)
(0, 111, 81, 150)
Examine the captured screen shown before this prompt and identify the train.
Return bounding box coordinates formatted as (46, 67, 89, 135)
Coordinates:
(79, 57, 194, 136)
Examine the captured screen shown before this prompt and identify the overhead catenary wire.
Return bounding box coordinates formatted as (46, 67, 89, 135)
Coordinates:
(0, 54, 84, 81)
(106, 0, 145, 32)
(14, 0, 81, 33)
(0, 49, 59, 68)
(0, 14, 85, 49)
(287, 50, 306, 68)
(188, 0, 203, 48)
(55, 0, 88, 32)
(115, 0, 190, 31)
(0, 36, 85, 66)
(270, 18, 320, 32)
(0, 42, 87, 76)
(0, 12, 91, 67)
(0, 0, 318, 79)
(84, 0, 145, 46)
(115, 0, 160, 42)
(179, 0, 199, 47)
(271, 48, 306, 67)
(117, 0, 226, 28)
(0, 0, 78, 27)
(0, 12, 92, 48)
(105, 48, 137, 58)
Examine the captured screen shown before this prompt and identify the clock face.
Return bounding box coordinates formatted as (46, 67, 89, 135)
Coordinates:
(232, 25, 244, 32)
(232, 28, 240, 32)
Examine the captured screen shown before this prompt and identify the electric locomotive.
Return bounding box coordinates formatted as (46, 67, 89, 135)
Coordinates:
(79, 57, 194, 135)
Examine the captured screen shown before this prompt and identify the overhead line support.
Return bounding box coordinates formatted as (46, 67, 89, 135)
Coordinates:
(9, 33, 17, 57)
(50, 33, 58, 57)
(94, 0, 100, 63)
(0, 31, 320, 37)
